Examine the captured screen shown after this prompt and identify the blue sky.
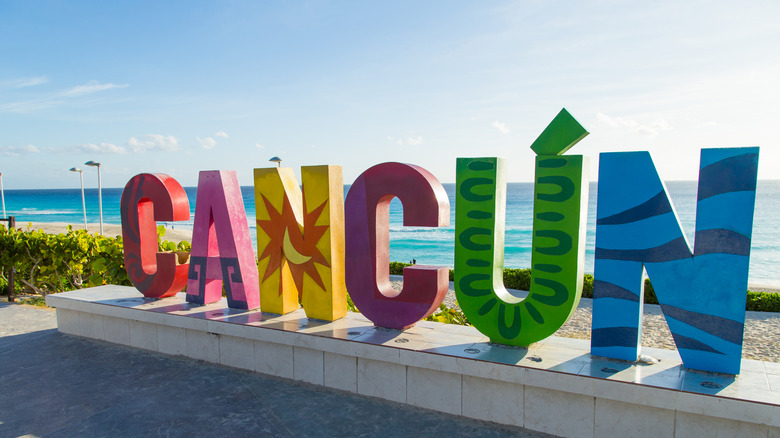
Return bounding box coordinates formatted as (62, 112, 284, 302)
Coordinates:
(1, 1, 778, 189)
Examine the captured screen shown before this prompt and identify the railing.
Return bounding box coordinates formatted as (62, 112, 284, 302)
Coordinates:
(1, 216, 15, 302)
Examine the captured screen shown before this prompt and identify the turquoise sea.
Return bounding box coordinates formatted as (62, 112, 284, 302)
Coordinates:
(2, 181, 779, 284)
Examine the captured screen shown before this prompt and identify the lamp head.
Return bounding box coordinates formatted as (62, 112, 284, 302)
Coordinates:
(69, 167, 82, 173)
(84, 160, 101, 167)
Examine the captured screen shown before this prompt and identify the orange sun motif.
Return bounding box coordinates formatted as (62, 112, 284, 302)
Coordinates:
(257, 194, 330, 297)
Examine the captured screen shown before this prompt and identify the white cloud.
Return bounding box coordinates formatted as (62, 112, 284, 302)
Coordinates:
(0, 99, 64, 113)
(255, 142, 264, 149)
(197, 131, 229, 149)
(651, 119, 671, 131)
(62, 134, 179, 155)
(197, 136, 217, 150)
(128, 134, 179, 153)
(61, 81, 129, 97)
(75, 143, 128, 154)
(0, 144, 39, 156)
(1, 79, 128, 114)
(636, 126, 658, 137)
(597, 112, 672, 137)
(1, 76, 49, 88)
(596, 112, 638, 128)
(491, 121, 510, 134)
(388, 135, 423, 145)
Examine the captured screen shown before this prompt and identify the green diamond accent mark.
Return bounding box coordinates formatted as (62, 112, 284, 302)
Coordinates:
(530, 108, 589, 156)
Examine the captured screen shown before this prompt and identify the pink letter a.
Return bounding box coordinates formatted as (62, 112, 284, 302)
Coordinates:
(186, 170, 260, 310)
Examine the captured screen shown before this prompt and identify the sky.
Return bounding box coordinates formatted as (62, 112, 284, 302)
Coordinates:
(1, 0, 779, 189)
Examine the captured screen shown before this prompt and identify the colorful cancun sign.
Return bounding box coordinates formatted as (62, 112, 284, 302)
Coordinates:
(120, 109, 759, 375)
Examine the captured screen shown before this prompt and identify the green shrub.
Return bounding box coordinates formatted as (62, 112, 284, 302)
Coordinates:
(503, 268, 531, 290)
(346, 290, 358, 313)
(157, 225, 192, 253)
(0, 224, 185, 296)
(388, 261, 410, 275)
(18, 295, 47, 307)
(582, 274, 594, 298)
(643, 279, 658, 304)
(746, 291, 780, 312)
(425, 303, 470, 325)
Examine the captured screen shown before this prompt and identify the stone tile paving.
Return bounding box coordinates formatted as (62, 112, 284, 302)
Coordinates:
(0, 302, 553, 438)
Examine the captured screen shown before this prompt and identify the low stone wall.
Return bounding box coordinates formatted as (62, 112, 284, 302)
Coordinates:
(47, 286, 780, 438)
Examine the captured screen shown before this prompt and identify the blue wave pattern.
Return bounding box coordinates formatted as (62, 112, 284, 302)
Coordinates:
(591, 148, 759, 374)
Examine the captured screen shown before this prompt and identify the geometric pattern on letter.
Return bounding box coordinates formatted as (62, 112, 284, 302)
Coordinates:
(591, 147, 759, 374)
(254, 165, 346, 321)
(120, 173, 190, 298)
(185, 170, 260, 310)
(455, 108, 590, 346)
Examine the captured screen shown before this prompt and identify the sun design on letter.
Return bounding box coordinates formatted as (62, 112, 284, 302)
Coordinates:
(257, 194, 330, 296)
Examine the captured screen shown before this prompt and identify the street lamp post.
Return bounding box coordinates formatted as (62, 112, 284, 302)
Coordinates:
(69, 167, 87, 229)
(84, 161, 103, 235)
(269, 156, 282, 167)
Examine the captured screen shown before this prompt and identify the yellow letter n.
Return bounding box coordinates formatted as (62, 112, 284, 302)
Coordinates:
(253, 165, 346, 321)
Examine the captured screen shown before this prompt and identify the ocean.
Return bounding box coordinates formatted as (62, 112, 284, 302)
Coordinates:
(2, 180, 779, 284)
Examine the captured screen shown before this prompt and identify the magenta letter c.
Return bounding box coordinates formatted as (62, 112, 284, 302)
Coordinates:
(345, 162, 450, 329)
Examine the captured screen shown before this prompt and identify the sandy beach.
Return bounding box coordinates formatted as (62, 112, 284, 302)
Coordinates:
(24, 222, 193, 244)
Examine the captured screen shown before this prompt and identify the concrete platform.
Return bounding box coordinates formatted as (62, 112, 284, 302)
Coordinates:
(46, 286, 780, 437)
(0, 301, 552, 437)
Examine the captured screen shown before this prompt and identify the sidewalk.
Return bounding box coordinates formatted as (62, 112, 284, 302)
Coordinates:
(0, 302, 551, 437)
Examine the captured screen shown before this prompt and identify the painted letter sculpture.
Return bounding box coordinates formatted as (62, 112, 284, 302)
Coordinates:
(121, 173, 191, 298)
(117, 114, 761, 375)
(186, 170, 260, 310)
(254, 165, 347, 321)
(345, 162, 450, 329)
(591, 148, 759, 374)
(455, 108, 589, 346)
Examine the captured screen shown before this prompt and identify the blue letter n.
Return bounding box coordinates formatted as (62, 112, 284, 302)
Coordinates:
(591, 147, 758, 374)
